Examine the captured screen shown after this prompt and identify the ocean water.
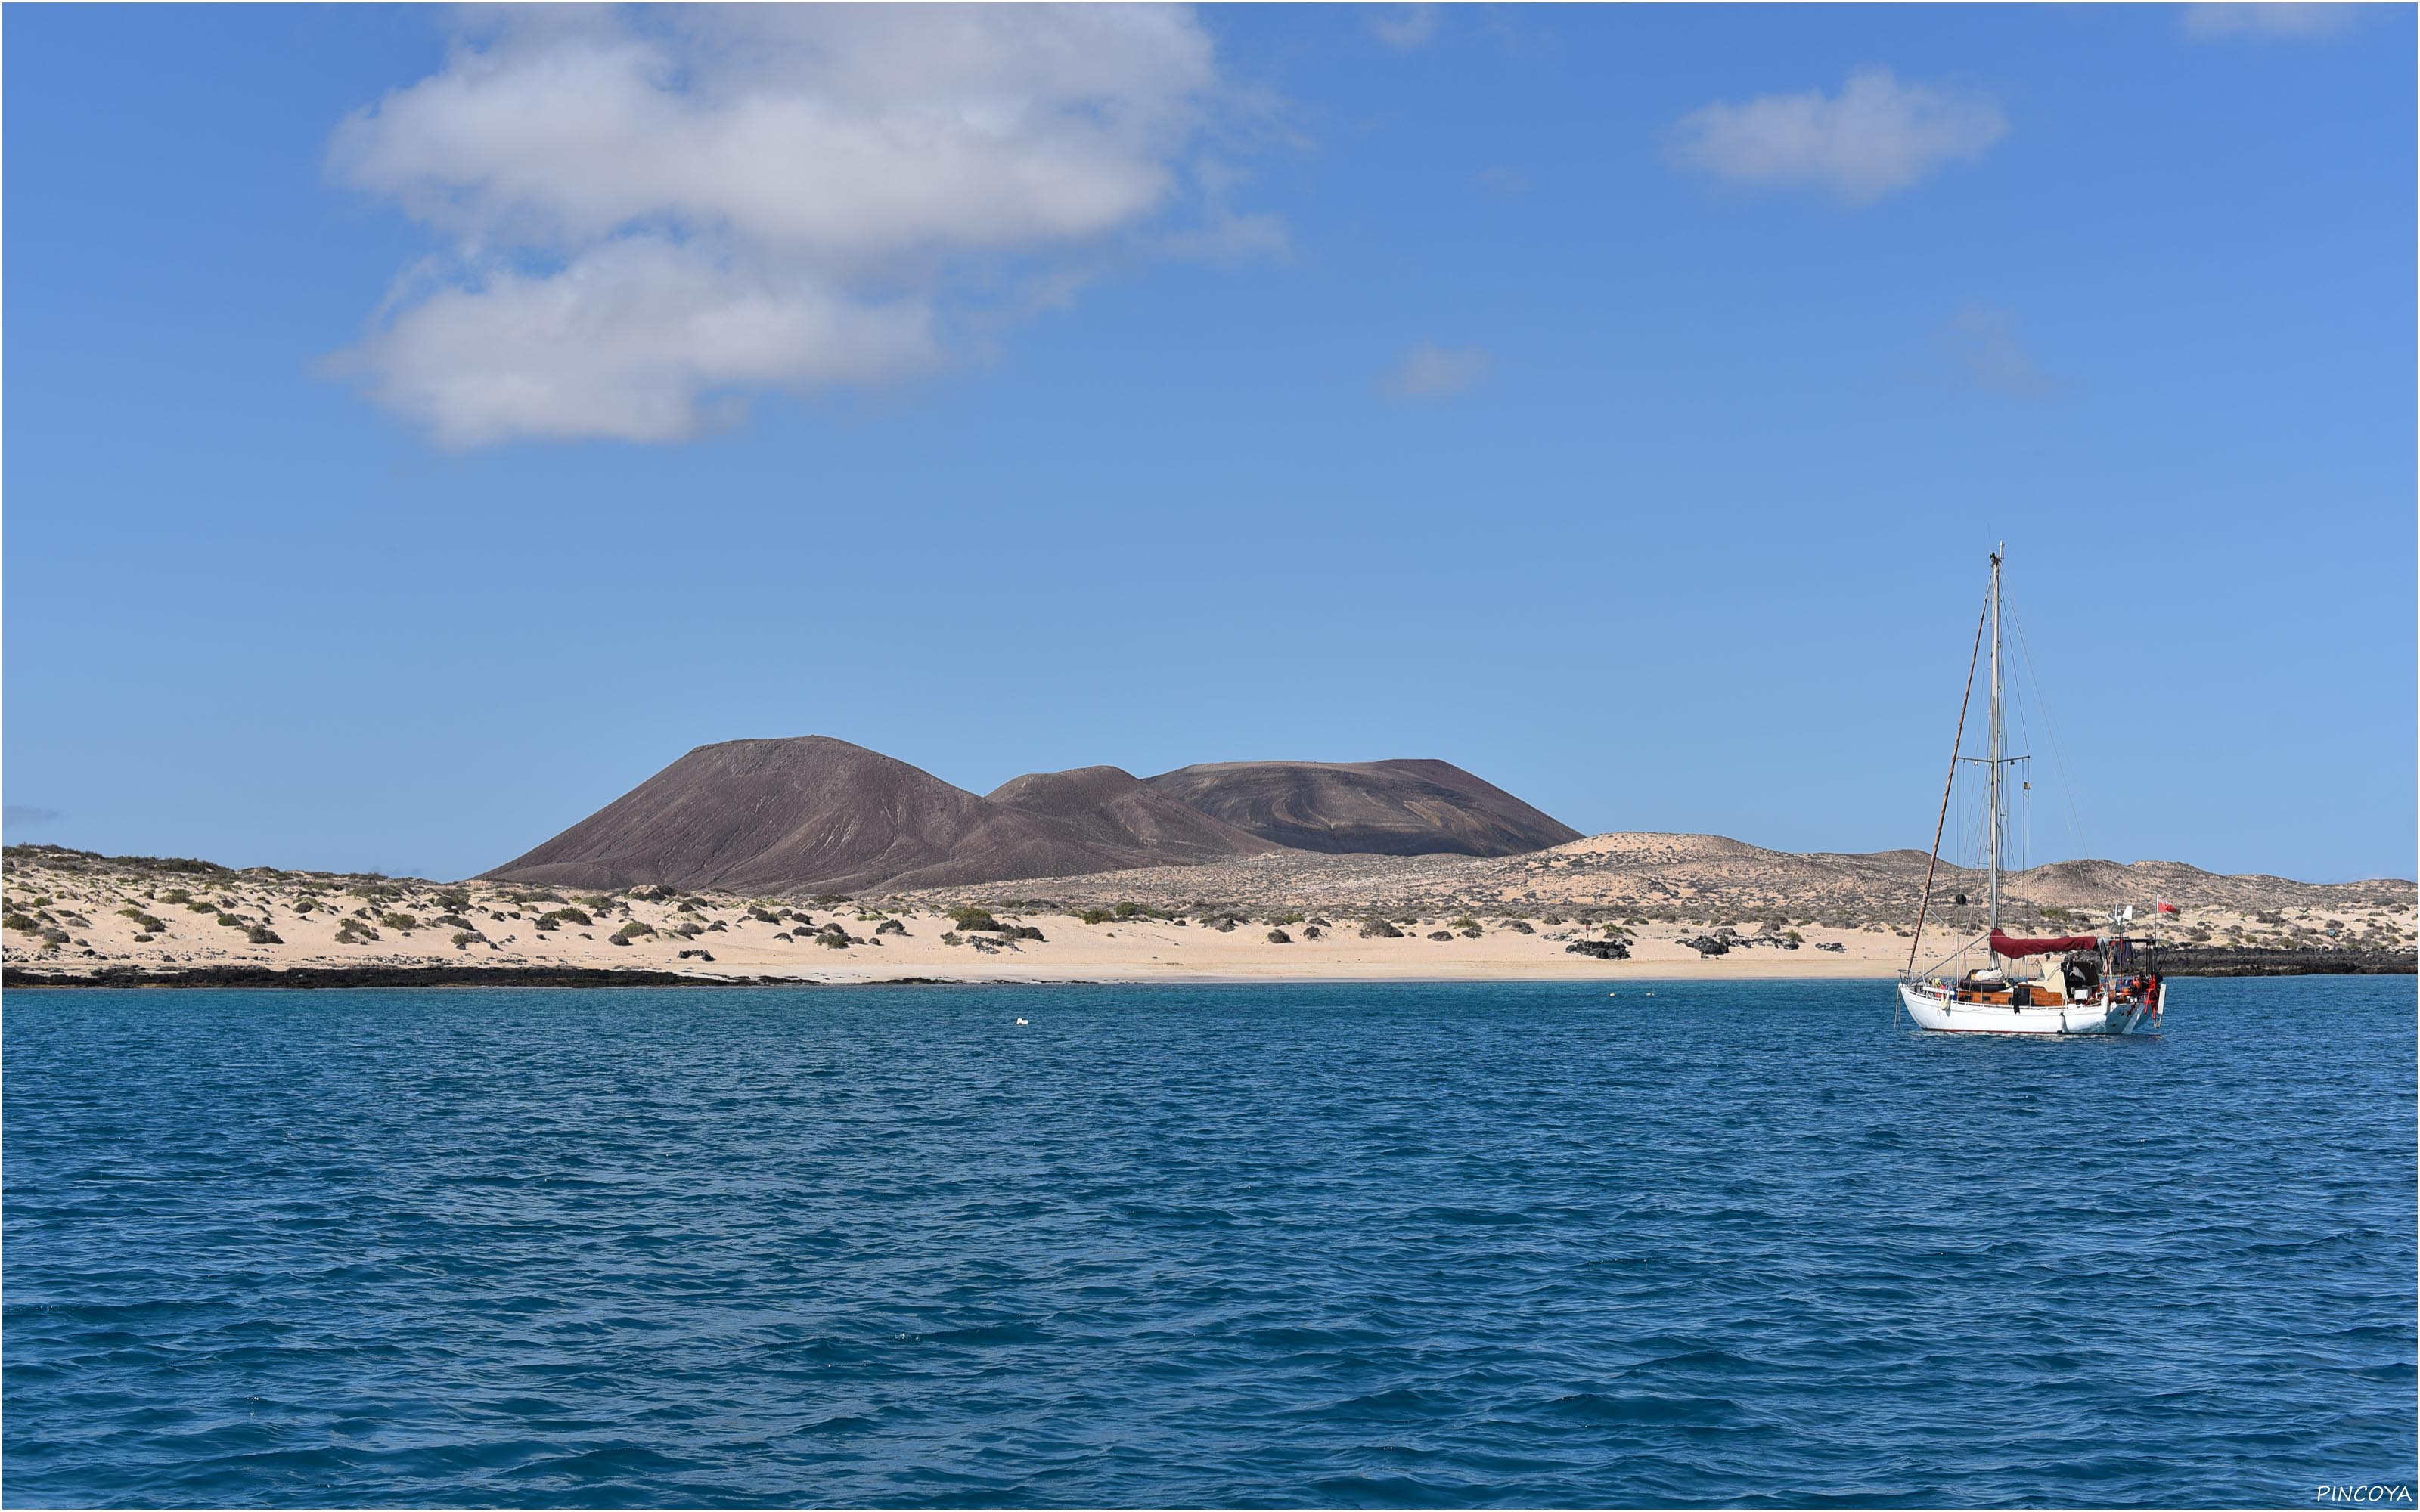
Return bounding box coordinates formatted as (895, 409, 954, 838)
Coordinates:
(5, 977, 2412, 1508)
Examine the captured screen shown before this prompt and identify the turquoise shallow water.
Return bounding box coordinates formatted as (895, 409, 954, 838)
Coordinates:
(5, 976, 2413, 1507)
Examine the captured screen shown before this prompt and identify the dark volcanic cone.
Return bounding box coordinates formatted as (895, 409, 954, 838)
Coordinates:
(485, 736, 1155, 894)
(988, 766, 1282, 865)
(1143, 758, 1581, 858)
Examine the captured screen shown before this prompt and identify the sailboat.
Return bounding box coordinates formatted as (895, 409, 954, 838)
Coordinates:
(1896, 547, 2167, 1036)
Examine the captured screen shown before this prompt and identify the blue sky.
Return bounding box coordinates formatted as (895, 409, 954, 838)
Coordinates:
(5, 3, 2412, 884)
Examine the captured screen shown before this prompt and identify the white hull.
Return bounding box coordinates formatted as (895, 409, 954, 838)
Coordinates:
(1897, 980, 2164, 1036)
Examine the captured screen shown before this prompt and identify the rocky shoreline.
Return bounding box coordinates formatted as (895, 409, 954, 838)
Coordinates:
(2152, 947, 2416, 977)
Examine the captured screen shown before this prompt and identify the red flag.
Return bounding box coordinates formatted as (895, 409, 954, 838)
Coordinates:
(2156, 899, 2180, 915)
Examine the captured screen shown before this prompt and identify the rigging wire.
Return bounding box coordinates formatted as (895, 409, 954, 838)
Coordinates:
(2009, 600, 2093, 863)
(1907, 584, 1993, 979)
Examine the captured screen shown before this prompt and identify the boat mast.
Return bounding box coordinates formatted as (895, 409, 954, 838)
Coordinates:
(1987, 544, 2004, 959)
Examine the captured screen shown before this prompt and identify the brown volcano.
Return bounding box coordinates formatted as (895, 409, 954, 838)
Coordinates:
(486, 739, 1579, 894)
(483, 736, 1156, 895)
(987, 766, 1281, 865)
(1143, 758, 1582, 858)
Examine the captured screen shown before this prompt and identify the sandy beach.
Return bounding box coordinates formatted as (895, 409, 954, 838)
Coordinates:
(6, 838, 2410, 986)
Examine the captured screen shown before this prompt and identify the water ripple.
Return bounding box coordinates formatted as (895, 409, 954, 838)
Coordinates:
(5, 978, 2412, 1506)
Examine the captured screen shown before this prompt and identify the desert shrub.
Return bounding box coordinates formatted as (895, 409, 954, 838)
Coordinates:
(941, 931, 965, 947)
(335, 920, 380, 944)
(706, 920, 728, 932)
(1450, 917, 1480, 931)
(538, 908, 593, 929)
(613, 921, 656, 942)
(1786, 929, 1804, 944)
(380, 912, 420, 931)
(1427, 930, 1454, 941)
(158, 888, 193, 905)
(951, 907, 1002, 932)
(1505, 920, 1535, 935)
(812, 893, 852, 906)
(185, 900, 218, 913)
(1359, 919, 1403, 939)
(248, 925, 283, 945)
(1457, 925, 1481, 938)
(39, 927, 70, 946)
(1302, 924, 1323, 939)
(1072, 906, 1114, 925)
(675, 922, 703, 938)
(216, 913, 246, 928)
(816, 928, 851, 949)
(451, 931, 475, 948)
(1266, 928, 1292, 944)
(749, 906, 781, 923)
(875, 919, 906, 936)
(1010, 925, 1044, 942)
(435, 914, 476, 931)
(1269, 911, 1306, 926)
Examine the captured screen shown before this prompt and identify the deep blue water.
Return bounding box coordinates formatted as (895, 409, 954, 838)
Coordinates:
(5, 977, 2413, 1507)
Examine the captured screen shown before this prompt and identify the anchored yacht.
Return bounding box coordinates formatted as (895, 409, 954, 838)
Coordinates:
(1895, 548, 2167, 1036)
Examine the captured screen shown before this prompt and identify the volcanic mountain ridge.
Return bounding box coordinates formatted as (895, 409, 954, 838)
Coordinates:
(485, 736, 1577, 894)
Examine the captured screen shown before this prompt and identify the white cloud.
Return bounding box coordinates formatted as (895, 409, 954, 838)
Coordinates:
(1368, 5, 1440, 51)
(1384, 342, 1491, 400)
(2182, 3, 2362, 37)
(1665, 67, 2006, 203)
(1935, 306, 2060, 398)
(327, 5, 1243, 445)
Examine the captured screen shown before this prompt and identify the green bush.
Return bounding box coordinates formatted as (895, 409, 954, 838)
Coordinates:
(158, 888, 193, 905)
(950, 907, 1001, 932)
(538, 908, 593, 929)
(1359, 919, 1403, 939)
(380, 912, 420, 931)
(335, 920, 380, 944)
(247, 925, 284, 945)
(451, 931, 475, 948)
(2, 912, 37, 933)
(749, 906, 781, 923)
(1072, 906, 1115, 925)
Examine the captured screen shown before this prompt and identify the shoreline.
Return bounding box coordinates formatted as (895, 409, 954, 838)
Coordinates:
(9, 841, 2409, 991)
(8, 947, 2407, 991)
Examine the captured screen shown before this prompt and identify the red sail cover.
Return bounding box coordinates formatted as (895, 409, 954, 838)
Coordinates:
(1990, 928, 2100, 958)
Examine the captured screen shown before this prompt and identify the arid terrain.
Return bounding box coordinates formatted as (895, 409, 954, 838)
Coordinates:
(8, 833, 2409, 986)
